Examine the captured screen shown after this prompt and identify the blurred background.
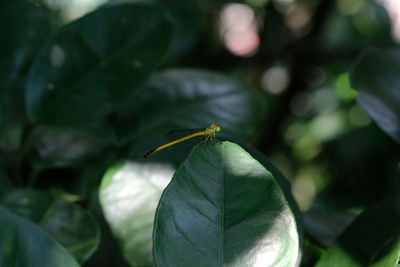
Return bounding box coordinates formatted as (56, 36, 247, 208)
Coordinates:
(1, 0, 400, 265)
(33, 0, 400, 211)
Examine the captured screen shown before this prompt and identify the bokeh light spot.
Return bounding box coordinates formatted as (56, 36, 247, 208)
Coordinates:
(225, 30, 260, 56)
(220, 3, 260, 57)
(284, 121, 305, 145)
(292, 133, 321, 162)
(261, 65, 290, 94)
(313, 88, 340, 114)
(285, 4, 312, 36)
(292, 165, 331, 211)
(336, 0, 365, 16)
(292, 175, 316, 211)
(352, 2, 380, 36)
(378, 0, 400, 43)
(310, 111, 346, 142)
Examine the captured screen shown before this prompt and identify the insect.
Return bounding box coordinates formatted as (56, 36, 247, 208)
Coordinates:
(142, 124, 221, 159)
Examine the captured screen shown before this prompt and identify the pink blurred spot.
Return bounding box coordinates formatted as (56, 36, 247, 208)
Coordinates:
(225, 29, 259, 57)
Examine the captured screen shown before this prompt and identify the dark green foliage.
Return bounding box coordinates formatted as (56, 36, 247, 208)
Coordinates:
(0, 0, 50, 82)
(0, 206, 80, 267)
(0, 189, 100, 263)
(1, 0, 400, 266)
(26, 4, 173, 125)
(350, 47, 400, 144)
(26, 126, 111, 169)
(316, 197, 400, 267)
(117, 69, 265, 163)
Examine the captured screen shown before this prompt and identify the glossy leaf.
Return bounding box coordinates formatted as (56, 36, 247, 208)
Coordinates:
(350, 47, 400, 144)
(26, 3, 173, 125)
(0, 0, 50, 82)
(0, 205, 79, 267)
(99, 147, 302, 266)
(153, 141, 299, 266)
(26, 126, 110, 169)
(116, 69, 264, 158)
(99, 161, 175, 266)
(243, 144, 304, 260)
(0, 189, 100, 263)
(316, 197, 400, 267)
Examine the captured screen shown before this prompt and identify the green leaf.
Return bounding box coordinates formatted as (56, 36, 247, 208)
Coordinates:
(39, 200, 100, 263)
(0, 189, 100, 264)
(99, 144, 302, 266)
(99, 161, 175, 266)
(316, 197, 400, 267)
(0, 189, 52, 222)
(0, 0, 49, 142)
(243, 145, 304, 258)
(0, 205, 79, 267)
(303, 209, 356, 247)
(0, 0, 50, 82)
(116, 69, 264, 157)
(350, 47, 400, 144)
(153, 141, 299, 266)
(26, 126, 111, 169)
(26, 3, 173, 125)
